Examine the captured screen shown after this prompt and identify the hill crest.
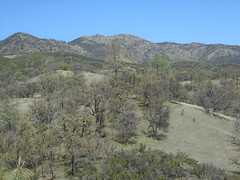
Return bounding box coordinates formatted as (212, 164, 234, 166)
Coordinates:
(1, 32, 240, 64)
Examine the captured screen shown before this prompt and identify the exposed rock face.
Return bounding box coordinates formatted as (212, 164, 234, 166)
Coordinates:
(1, 32, 240, 64)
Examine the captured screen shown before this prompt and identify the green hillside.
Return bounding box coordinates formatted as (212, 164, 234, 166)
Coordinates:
(1, 52, 240, 179)
(0, 52, 105, 72)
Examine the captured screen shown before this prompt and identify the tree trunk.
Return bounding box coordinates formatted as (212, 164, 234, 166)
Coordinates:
(49, 151, 54, 180)
(71, 152, 75, 176)
(114, 69, 118, 76)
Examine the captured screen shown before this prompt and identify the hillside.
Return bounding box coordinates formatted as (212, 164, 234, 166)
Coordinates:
(1, 52, 240, 178)
(158, 42, 240, 63)
(9, 69, 238, 173)
(70, 34, 160, 63)
(71, 34, 240, 63)
(0, 52, 105, 72)
(12, 95, 237, 173)
(0, 32, 87, 55)
(1, 32, 240, 64)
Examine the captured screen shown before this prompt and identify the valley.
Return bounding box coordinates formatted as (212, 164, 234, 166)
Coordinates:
(0, 33, 240, 179)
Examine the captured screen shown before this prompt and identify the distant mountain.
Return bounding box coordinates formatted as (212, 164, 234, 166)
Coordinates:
(1, 32, 240, 64)
(0, 32, 87, 55)
(70, 34, 160, 63)
(157, 42, 240, 63)
(70, 34, 240, 64)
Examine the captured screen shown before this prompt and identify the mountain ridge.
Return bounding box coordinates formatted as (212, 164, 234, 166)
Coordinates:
(0, 32, 88, 56)
(1, 32, 240, 64)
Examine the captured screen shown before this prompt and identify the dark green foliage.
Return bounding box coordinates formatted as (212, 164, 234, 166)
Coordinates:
(1, 52, 240, 179)
(0, 52, 106, 75)
(0, 101, 19, 133)
(57, 113, 86, 176)
(150, 53, 170, 75)
(4, 156, 34, 180)
(100, 148, 206, 179)
(200, 163, 228, 180)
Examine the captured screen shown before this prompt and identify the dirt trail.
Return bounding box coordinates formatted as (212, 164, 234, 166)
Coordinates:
(172, 101, 235, 121)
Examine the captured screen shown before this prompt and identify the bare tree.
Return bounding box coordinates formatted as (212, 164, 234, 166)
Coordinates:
(30, 98, 57, 125)
(146, 99, 170, 140)
(195, 82, 228, 114)
(86, 82, 108, 136)
(231, 118, 240, 168)
(138, 75, 166, 106)
(115, 101, 137, 143)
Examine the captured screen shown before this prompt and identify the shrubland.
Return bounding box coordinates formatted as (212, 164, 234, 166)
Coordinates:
(1, 44, 240, 179)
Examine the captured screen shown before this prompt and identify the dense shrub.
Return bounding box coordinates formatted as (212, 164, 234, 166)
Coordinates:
(99, 149, 202, 179)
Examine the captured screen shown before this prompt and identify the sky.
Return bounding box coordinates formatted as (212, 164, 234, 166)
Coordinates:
(0, 0, 239, 45)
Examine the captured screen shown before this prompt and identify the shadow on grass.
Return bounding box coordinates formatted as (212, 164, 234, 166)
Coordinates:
(141, 130, 167, 141)
(115, 138, 137, 145)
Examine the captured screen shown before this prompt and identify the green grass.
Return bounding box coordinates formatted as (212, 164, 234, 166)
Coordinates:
(82, 71, 106, 85)
(162, 104, 236, 171)
(0, 55, 26, 71)
(11, 71, 238, 173)
(0, 52, 106, 72)
(13, 95, 238, 172)
(13, 98, 37, 114)
(115, 102, 237, 172)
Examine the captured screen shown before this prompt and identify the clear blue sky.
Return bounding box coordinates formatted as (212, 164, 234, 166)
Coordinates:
(0, 0, 239, 45)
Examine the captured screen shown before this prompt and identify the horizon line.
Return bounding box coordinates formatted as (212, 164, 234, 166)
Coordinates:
(1, 31, 239, 46)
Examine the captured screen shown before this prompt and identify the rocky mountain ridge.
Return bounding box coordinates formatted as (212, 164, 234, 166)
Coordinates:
(1, 32, 240, 64)
(70, 34, 160, 63)
(0, 32, 87, 56)
(157, 42, 240, 63)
